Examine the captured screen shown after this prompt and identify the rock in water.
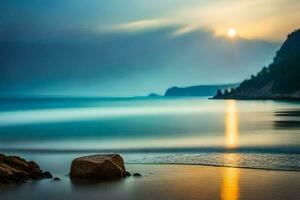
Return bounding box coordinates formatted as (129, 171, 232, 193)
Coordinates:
(70, 154, 126, 180)
(43, 171, 53, 179)
(133, 173, 142, 177)
(53, 177, 61, 181)
(124, 171, 131, 177)
(0, 153, 53, 185)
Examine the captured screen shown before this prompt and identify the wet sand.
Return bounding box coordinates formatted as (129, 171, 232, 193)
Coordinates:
(0, 164, 299, 200)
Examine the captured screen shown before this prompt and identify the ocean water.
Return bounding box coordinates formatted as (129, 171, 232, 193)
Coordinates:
(0, 97, 300, 171)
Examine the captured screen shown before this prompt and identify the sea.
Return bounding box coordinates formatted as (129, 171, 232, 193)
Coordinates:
(0, 96, 300, 172)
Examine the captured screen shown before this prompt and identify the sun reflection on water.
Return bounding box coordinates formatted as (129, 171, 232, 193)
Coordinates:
(222, 101, 240, 200)
(221, 166, 240, 200)
(221, 154, 241, 200)
(225, 100, 239, 149)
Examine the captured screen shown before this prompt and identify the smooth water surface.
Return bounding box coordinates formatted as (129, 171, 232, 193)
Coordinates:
(0, 97, 300, 170)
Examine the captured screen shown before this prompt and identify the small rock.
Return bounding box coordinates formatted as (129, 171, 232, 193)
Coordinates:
(53, 177, 61, 181)
(43, 171, 53, 179)
(133, 173, 142, 177)
(124, 171, 131, 177)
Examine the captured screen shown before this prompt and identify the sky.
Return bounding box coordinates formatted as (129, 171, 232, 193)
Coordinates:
(0, 0, 300, 96)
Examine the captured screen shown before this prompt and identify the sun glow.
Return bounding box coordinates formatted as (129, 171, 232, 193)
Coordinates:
(227, 28, 237, 38)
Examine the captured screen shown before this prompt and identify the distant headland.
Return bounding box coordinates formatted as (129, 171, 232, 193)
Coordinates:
(148, 84, 239, 98)
(164, 84, 239, 97)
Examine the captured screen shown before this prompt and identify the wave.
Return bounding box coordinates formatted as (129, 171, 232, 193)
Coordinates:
(1, 145, 300, 154)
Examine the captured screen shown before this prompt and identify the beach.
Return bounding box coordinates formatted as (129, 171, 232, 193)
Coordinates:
(0, 164, 299, 200)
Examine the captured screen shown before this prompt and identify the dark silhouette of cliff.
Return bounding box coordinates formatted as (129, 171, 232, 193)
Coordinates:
(214, 29, 300, 100)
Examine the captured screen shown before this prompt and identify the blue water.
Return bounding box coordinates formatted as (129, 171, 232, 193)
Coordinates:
(0, 97, 300, 171)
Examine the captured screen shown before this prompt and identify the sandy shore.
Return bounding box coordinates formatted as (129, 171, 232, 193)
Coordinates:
(0, 164, 299, 200)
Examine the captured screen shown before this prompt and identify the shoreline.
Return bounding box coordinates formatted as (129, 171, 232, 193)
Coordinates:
(1, 150, 299, 172)
(125, 162, 300, 172)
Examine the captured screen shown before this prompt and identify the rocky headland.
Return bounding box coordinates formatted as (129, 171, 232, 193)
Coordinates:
(214, 29, 300, 100)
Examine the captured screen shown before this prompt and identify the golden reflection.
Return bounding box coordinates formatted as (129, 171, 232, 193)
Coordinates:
(221, 167, 240, 200)
(221, 154, 241, 200)
(225, 100, 239, 149)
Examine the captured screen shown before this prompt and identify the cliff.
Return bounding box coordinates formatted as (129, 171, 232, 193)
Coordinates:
(214, 29, 300, 100)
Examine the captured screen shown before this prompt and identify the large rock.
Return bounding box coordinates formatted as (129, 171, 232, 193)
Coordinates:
(0, 153, 52, 185)
(70, 154, 126, 180)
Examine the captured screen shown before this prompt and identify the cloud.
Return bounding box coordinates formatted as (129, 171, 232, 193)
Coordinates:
(101, 19, 174, 33)
(100, 0, 300, 41)
(0, 26, 279, 96)
(2, 0, 299, 42)
(0, 0, 295, 95)
(171, 25, 199, 37)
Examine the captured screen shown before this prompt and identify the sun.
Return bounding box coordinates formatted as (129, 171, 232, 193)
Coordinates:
(227, 28, 237, 38)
